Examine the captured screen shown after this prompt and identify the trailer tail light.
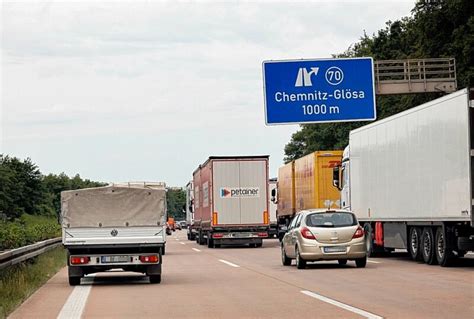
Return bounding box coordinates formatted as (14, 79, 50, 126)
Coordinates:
(352, 226, 364, 239)
(70, 256, 90, 265)
(212, 212, 218, 226)
(213, 233, 224, 239)
(258, 232, 268, 238)
(263, 211, 269, 224)
(301, 227, 316, 240)
(139, 255, 159, 263)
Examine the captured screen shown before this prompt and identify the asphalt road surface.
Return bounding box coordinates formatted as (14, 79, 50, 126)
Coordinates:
(9, 231, 474, 319)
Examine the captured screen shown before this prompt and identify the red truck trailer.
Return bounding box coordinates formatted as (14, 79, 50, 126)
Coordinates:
(192, 156, 270, 248)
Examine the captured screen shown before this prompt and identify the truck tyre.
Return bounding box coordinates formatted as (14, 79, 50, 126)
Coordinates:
(149, 275, 161, 284)
(68, 276, 81, 286)
(408, 227, 423, 261)
(256, 242, 263, 248)
(421, 227, 437, 265)
(363, 223, 376, 257)
(281, 245, 291, 266)
(295, 246, 306, 269)
(198, 232, 206, 245)
(355, 256, 367, 268)
(207, 235, 214, 248)
(435, 227, 453, 267)
(338, 259, 347, 265)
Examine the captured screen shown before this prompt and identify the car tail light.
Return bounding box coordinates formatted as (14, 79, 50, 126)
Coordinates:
(352, 226, 364, 239)
(258, 232, 268, 238)
(213, 233, 224, 239)
(301, 227, 316, 239)
(139, 255, 159, 263)
(70, 256, 90, 265)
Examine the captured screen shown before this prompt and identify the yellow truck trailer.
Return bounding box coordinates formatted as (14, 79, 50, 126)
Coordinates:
(274, 150, 342, 240)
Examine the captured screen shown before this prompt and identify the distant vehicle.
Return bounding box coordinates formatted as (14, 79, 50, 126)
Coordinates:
(273, 151, 342, 241)
(281, 209, 367, 269)
(61, 182, 167, 285)
(333, 88, 474, 266)
(168, 217, 176, 231)
(185, 181, 196, 240)
(176, 223, 182, 230)
(178, 220, 187, 229)
(268, 178, 278, 238)
(193, 156, 270, 248)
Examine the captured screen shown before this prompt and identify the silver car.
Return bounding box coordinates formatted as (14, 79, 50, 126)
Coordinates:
(281, 209, 367, 269)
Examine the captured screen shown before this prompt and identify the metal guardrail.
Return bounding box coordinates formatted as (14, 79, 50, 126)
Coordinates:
(0, 238, 62, 270)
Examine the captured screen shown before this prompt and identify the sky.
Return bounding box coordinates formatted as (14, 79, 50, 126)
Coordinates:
(1, 0, 415, 186)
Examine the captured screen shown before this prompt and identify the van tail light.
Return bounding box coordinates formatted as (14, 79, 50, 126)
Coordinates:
(139, 255, 159, 263)
(70, 256, 90, 265)
(212, 233, 224, 239)
(352, 226, 364, 239)
(301, 227, 316, 240)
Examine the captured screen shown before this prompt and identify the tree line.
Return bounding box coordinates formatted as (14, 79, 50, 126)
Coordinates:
(0, 155, 106, 220)
(284, 0, 474, 162)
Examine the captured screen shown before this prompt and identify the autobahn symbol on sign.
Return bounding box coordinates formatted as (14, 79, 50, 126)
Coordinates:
(262, 57, 376, 125)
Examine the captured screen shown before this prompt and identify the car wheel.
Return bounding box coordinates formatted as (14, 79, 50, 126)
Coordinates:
(214, 244, 221, 248)
(421, 227, 437, 265)
(161, 246, 166, 256)
(68, 276, 81, 286)
(281, 245, 291, 266)
(338, 259, 347, 266)
(355, 256, 367, 268)
(408, 227, 422, 261)
(435, 227, 453, 267)
(149, 275, 161, 284)
(295, 246, 306, 269)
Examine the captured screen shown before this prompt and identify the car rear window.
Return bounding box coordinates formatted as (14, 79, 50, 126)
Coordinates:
(306, 212, 357, 227)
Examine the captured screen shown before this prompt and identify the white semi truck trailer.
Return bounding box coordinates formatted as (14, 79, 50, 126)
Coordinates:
(333, 88, 474, 266)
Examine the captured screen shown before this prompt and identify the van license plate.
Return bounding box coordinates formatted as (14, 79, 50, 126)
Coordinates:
(101, 256, 130, 263)
(323, 246, 346, 253)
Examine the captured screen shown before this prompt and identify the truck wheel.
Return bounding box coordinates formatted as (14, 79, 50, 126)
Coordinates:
(281, 245, 291, 266)
(421, 227, 437, 265)
(363, 223, 376, 257)
(435, 227, 453, 267)
(68, 276, 81, 286)
(408, 227, 422, 261)
(256, 242, 263, 248)
(295, 246, 306, 269)
(149, 275, 161, 284)
(199, 232, 206, 245)
(207, 235, 214, 248)
(355, 256, 367, 268)
(338, 259, 347, 265)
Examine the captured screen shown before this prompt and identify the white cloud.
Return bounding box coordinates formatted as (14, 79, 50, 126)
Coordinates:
(1, 0, 415, 184)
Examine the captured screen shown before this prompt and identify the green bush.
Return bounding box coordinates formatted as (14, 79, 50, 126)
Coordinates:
(0, 215, 60, 250)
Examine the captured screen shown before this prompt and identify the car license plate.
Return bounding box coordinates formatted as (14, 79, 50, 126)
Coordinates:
(101, 255, 130, 263)
(323, 246, 346, 253)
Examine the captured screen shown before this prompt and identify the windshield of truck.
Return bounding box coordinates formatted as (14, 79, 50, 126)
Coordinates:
(306, 212, 357, 228)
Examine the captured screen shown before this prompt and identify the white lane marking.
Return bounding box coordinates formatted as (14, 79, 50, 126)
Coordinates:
(301, 290, 383, 319)
(180, 242, 186, 245)
(367, 260, 381, 264)
(192, 248, 201, 252)
(57, 275, 95, 319)
(218, 259, 240, 268)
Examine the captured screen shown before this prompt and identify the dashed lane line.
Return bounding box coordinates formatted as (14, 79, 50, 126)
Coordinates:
(367, 260, 381, 264)
(192, 248, 201, 252)
(218, 259, 240, 268)
(301, 290, 383, 319)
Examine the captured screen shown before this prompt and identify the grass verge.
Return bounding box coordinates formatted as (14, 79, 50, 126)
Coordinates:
(0, 246, 66, 319)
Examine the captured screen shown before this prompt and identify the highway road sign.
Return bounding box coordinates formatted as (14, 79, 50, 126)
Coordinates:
(262, 57, 376, 125)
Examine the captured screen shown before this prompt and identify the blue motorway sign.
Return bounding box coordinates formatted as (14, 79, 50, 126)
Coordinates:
(262, 57, 376, 125)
